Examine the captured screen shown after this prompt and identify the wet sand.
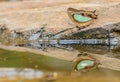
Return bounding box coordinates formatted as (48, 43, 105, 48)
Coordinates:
(0, 0, 120, 72)
(0, 44, 120, 71)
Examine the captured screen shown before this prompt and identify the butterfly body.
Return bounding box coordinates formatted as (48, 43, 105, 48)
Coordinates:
(67, 8, 98, 29)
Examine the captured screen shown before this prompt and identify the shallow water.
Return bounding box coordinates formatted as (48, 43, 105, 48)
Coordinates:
(0, 27, 120, 81)
(0, 49, 72, 72)
(0, 48, 120, 82)
(71, 44, 120, 59)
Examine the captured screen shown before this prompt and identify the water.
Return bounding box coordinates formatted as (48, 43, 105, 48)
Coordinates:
(0, 48, 120, 82)
(0, 26, 120, 82)
(0, 48, 72, 71)
(0, 68, 44, 79)
(23, 38, 119, 51)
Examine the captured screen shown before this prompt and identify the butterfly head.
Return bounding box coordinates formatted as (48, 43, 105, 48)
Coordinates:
(67, 8, 98, 27)
(67, 8, 98, 19)
(86, 10, 98, 19)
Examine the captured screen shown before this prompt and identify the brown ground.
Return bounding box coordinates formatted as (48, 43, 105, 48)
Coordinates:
(0, 0, 120, 33)
(0, 0, 120, 71)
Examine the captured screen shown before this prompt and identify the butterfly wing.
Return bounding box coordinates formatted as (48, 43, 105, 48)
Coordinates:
(73, 14, 92, 23)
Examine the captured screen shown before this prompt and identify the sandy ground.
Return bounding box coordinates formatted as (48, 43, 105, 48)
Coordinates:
(0, 0, 120, 71)
(0, 44, 120, 71)
(0, 0, 119, 33)
(0, 44, 79, 61)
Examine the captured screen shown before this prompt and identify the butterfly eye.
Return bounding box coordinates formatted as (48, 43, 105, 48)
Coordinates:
(67, 7, 98, 27)
(81, 13, 85, 16)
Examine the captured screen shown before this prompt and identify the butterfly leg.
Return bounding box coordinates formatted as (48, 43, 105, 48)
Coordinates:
(77, 52, 88, 57)
(76, 26, 86, 30)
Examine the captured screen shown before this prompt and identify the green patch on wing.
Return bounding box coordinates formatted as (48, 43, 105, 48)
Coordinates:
(77, 60, 94, 70)
(74, 14, 92, 22)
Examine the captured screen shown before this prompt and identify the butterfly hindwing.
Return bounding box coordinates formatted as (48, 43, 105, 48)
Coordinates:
(67, 8, 98, 27)
(73, 14, 92, 22)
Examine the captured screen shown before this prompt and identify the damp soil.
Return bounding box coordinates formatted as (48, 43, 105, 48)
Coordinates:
(0, 48, 120, 82)
(0, 23, 120, 82)
(0, 48, 73, 72)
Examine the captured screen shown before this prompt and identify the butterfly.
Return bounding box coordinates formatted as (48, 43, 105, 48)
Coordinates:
(67, 7, 98, 29)
(73, 53, 100, 72)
